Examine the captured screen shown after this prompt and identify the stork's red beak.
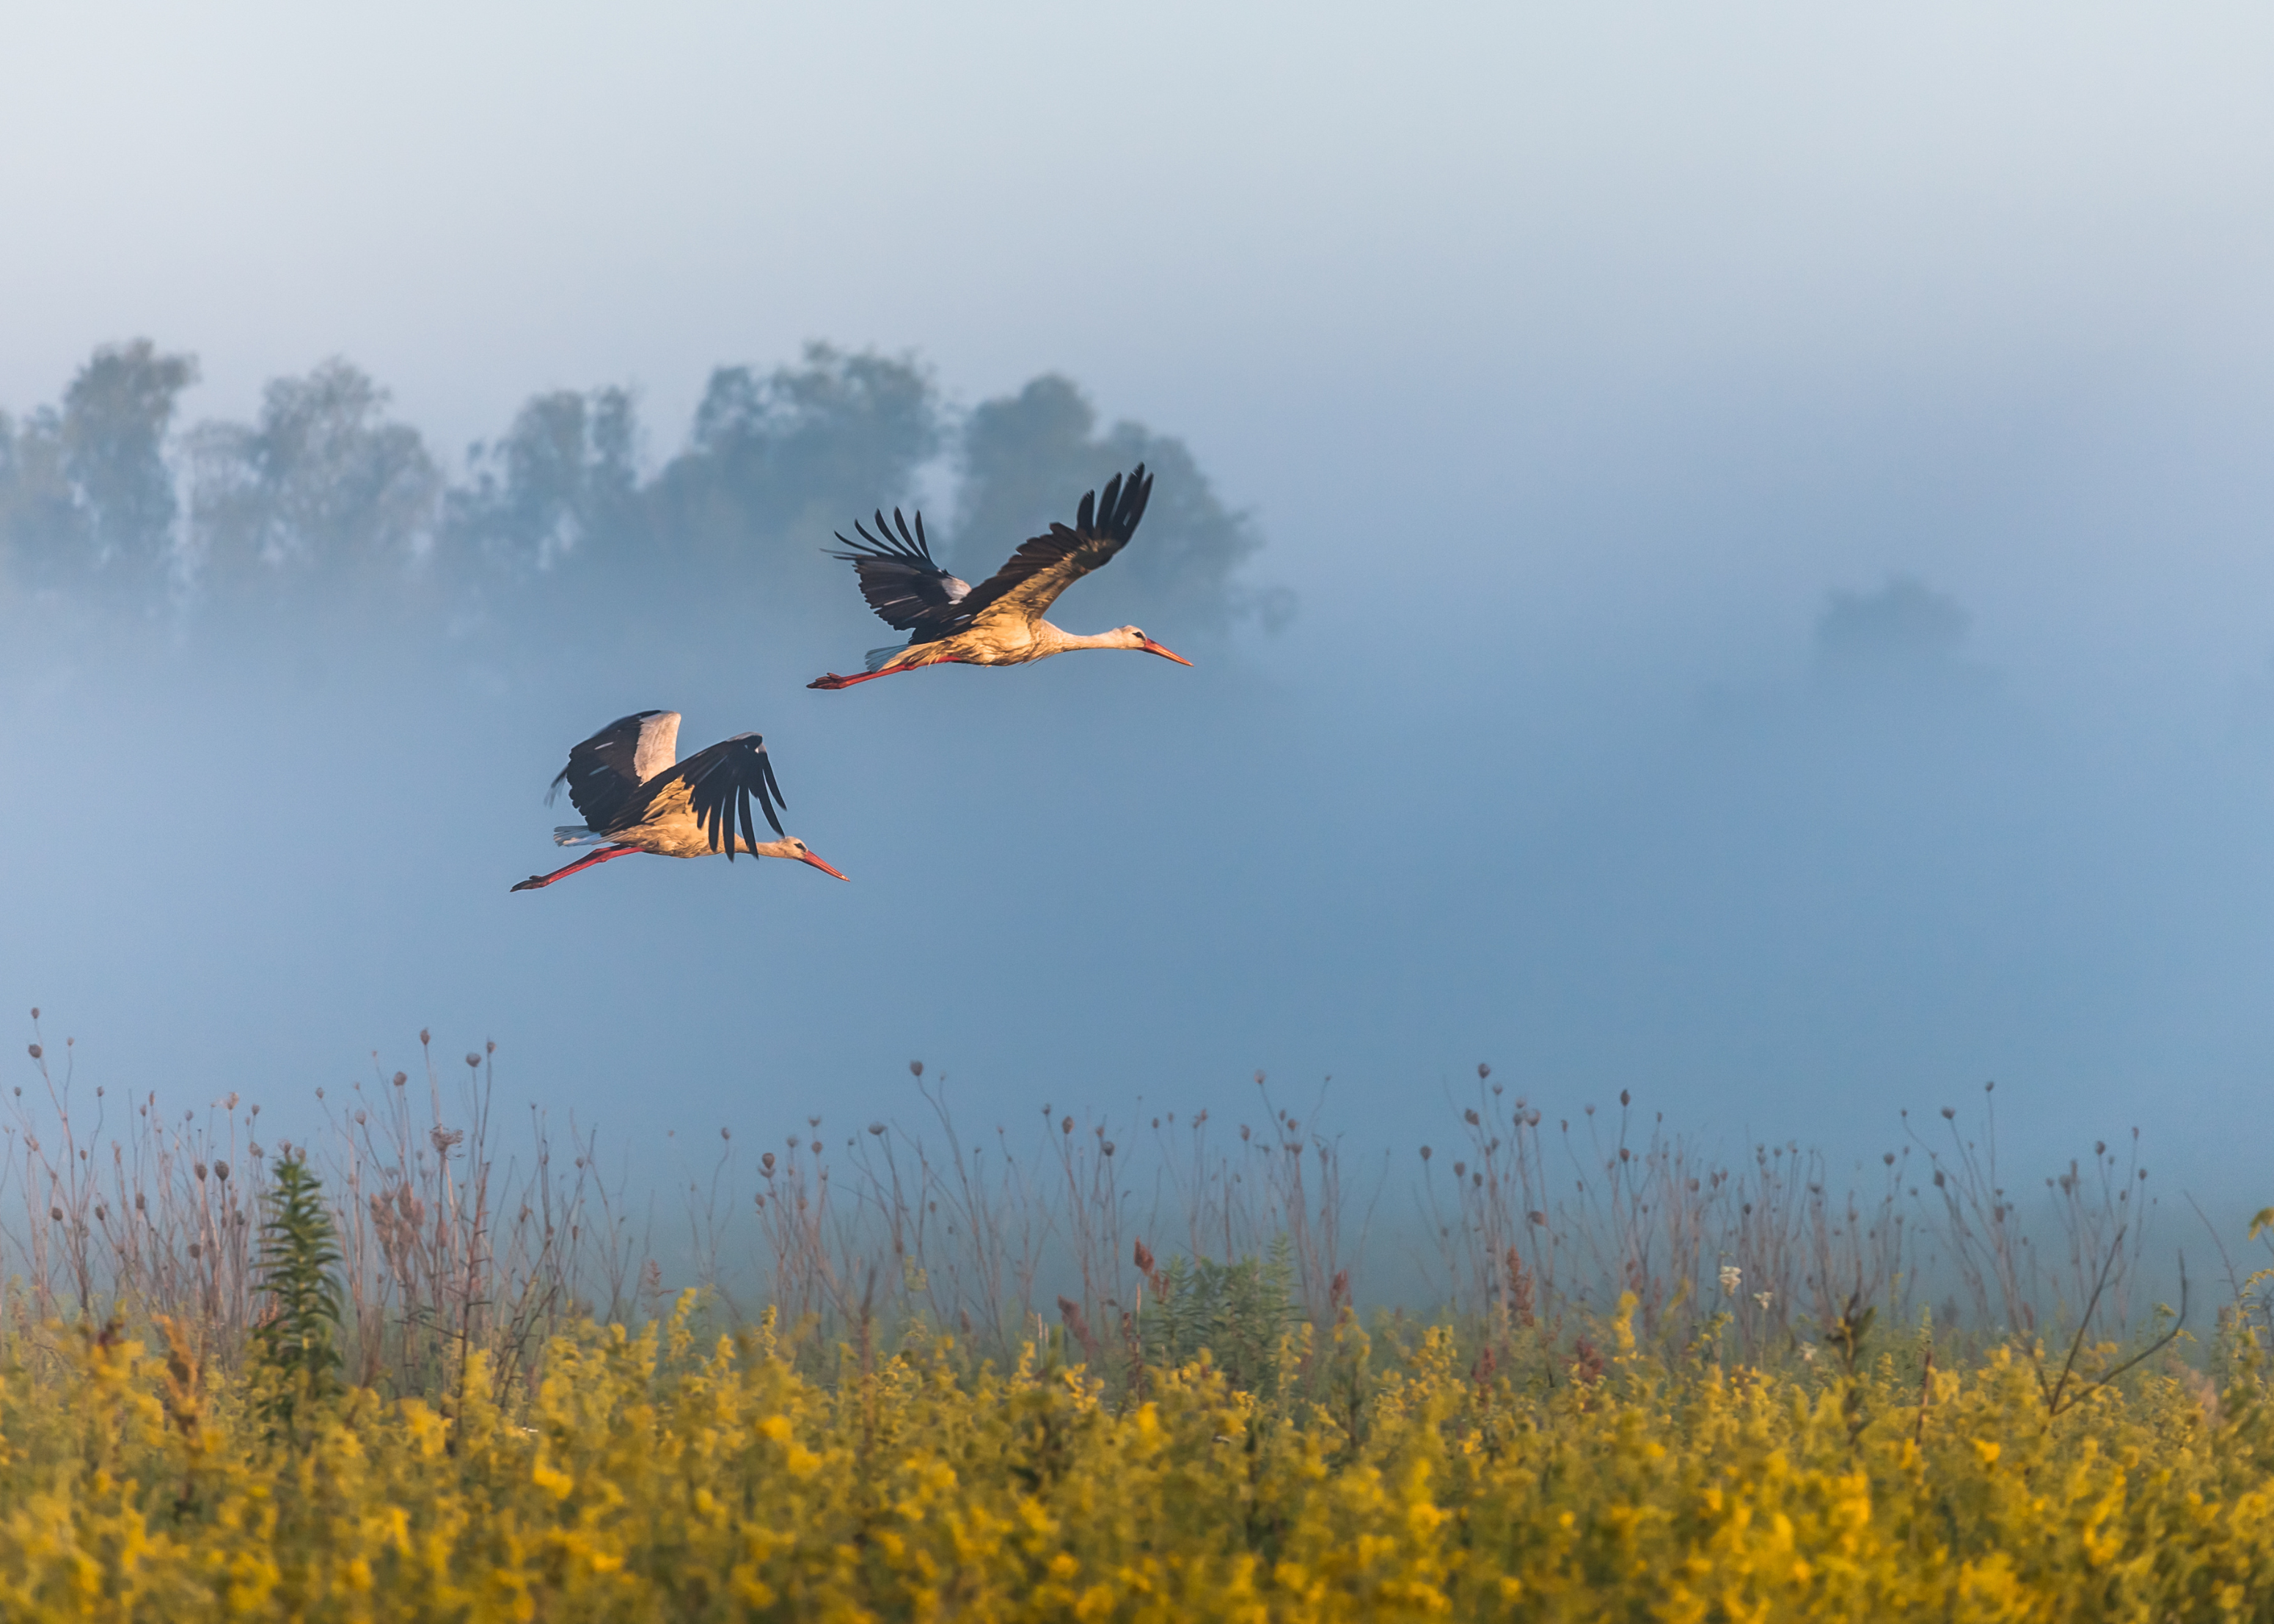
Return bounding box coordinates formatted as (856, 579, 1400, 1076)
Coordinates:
(797, 849, 851, 881)
(1140, 638, 1193, 667)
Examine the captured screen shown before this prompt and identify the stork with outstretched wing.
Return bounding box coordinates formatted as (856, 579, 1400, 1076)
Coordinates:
(809, 464, 1193, 690)
(511, 711, 849, 892)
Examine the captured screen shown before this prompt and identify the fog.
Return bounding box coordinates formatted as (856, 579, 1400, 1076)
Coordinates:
(4, 4, 2273, 1237)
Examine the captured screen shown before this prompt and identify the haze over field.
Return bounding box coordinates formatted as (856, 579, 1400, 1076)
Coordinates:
(4, 4, 2273, 1224)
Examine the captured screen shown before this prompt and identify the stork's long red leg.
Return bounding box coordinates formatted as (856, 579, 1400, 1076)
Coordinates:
(510, 844, 642, 892)
(808, 656, 954, 691)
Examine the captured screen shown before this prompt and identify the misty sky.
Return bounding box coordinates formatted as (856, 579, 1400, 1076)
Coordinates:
(5, 4, 2274, 1234)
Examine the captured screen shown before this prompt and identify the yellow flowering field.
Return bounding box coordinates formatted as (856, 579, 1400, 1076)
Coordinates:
(2, 1292, 2270, 1623)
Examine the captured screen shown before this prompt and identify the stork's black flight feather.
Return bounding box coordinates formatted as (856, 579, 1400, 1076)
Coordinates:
(824, 465, 1154, 647)
(825, 508, 973, 642)
(546, 710, 679, 830)
(641, 733, 787, 858)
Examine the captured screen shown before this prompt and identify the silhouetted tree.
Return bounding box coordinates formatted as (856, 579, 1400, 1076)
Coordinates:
(186, 359, 442, 593)
(646, 343, 940, 571)
(66, 340, 200, 572)
(954, 375, 1285, 635)
(0, 339, 198, 596)
(4, 340, 1272, 651)
(0, 406, 76, 592)
(445, 386, 643, 575)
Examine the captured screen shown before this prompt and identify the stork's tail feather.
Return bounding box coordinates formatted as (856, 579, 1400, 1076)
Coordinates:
(864, 645, 902, 673)
(553, 825, 607, 846)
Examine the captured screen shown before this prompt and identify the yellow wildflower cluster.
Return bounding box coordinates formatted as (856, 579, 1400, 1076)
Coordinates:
(1, 1295, 2269, 1621)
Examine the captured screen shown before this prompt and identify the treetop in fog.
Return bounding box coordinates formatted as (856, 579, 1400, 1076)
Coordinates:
(0, 339, 1287, 640)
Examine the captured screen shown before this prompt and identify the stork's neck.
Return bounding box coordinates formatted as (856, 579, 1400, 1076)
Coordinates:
(1037, 623, 1132, 654)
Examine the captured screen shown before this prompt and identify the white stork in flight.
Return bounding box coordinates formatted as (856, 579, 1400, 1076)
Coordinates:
(808, 464, 1193, 689)
(511, 712, 849, 892)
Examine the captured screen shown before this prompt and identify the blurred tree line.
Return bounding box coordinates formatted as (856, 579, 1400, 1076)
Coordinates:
(0, 339, 1285, 646)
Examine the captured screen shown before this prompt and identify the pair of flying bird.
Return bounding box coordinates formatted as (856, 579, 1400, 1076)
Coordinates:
(512, 467, 1185, 893)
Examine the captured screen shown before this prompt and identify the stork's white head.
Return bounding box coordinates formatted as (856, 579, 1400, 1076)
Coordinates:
(1114, 626, 1194, 666)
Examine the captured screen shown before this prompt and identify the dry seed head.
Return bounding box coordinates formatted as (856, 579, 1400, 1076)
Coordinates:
(26, 1044, 39, 1059)
(486, 1039, 495, 1054)
(465, 1053, 480, 1069)
(867, 1122, 885, 1136)
(1528, 1210, 1546, 1226)
(420, 1028, 430, 1045)
(1477, 1061, 1491, 1080)
(194, 1162, 208, 1181)
(213, 1160, 230, 1181)
(909, 1059, 924, 1077)
(1620, 1089, 1631, 1107)
(189, 1242, 201, 1259)
(393, 1071, 407, 1087)
(1464, 1108, 1480, 1125)
(1061, 1116, 1074, 1135)
(49, 1206, 62, 1222)
(1419, 1145, 1433, 1161)
(809, 1140, 822, 1154)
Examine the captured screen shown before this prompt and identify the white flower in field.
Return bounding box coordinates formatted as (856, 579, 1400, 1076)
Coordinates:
(1753, 1290, 1774, 1310)
(1799, 1344, 1818, 1364)
(1718, 1264, 1741, 1297)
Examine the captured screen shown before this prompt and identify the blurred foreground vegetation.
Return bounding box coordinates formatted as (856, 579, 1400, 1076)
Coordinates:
(10, 1035, 2274, 1619)
(6, 1283, 2273, 1621)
